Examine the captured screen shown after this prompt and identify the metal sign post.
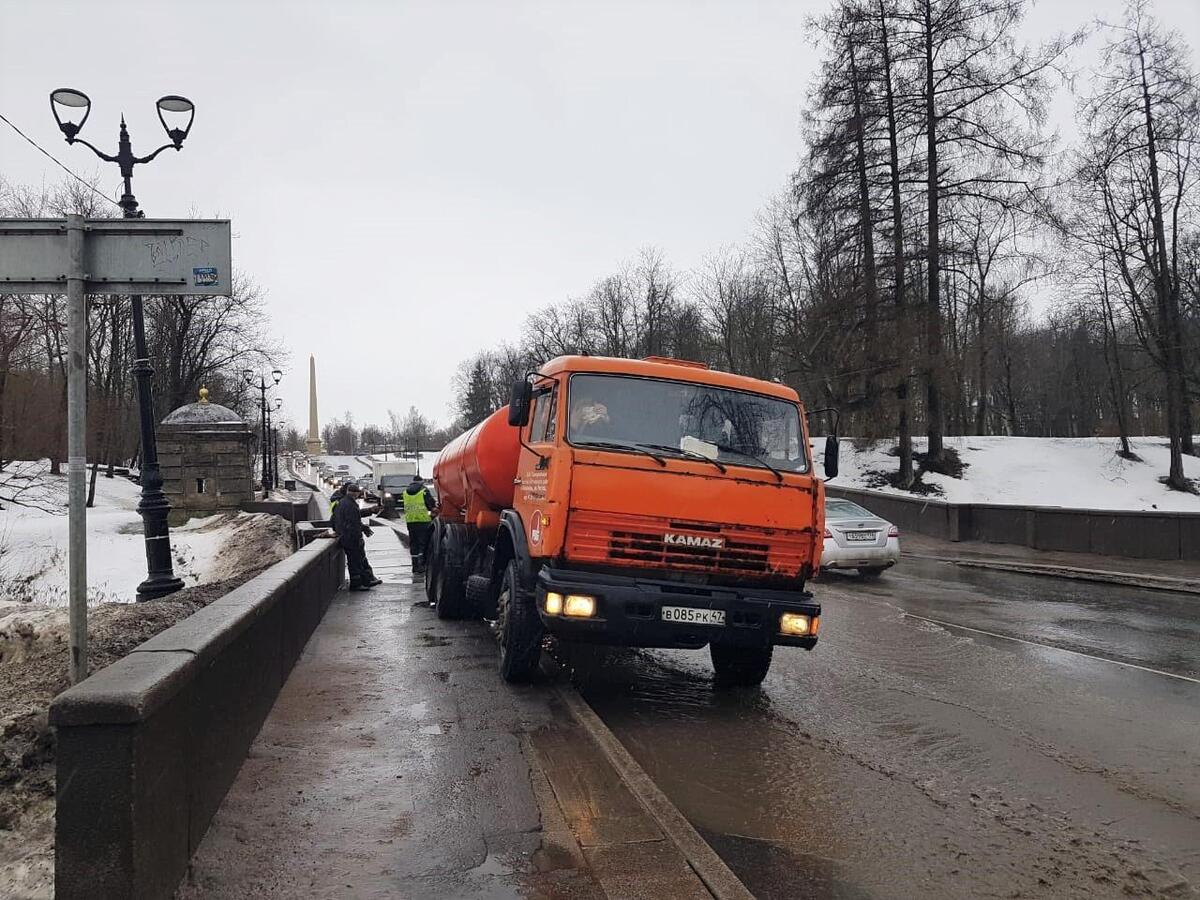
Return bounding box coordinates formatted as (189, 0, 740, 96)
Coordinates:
(0, 217, 232, 682)
(66, 216, 87, 683)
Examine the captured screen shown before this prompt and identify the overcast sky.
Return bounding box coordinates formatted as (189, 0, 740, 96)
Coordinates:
(2, 0, 1198, 435)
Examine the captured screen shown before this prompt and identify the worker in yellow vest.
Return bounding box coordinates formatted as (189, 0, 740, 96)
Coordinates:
(402, 475, 435, 574)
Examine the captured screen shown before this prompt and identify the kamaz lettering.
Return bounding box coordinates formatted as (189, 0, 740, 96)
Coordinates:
(664, 532, 725, 549)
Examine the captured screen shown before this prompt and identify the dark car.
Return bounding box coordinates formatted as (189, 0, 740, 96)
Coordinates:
(378, 474, 410, 517)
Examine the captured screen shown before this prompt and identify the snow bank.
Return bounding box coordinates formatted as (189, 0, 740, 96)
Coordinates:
(821, 436, 1200, 512)
(0, 463, 294, 605)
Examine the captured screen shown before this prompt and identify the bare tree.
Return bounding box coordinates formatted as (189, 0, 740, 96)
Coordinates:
(1077, 0, 1199, 488)
(899, 0, 1075, 467)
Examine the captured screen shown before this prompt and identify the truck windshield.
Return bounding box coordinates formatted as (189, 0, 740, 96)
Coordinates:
(567, 373, 808, 474)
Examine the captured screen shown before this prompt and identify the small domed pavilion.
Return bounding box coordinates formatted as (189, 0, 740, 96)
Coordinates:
(158, 387, 254, 525)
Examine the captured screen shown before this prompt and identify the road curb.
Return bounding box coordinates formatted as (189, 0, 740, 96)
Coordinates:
(553, 683, 755, 900)
(910, 553, 1200, 596)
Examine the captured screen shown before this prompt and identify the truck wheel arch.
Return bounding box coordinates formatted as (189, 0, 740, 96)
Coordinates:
(496, 510, 534, 589)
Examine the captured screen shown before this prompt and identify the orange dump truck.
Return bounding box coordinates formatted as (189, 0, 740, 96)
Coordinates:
(430, 355, 836, 684)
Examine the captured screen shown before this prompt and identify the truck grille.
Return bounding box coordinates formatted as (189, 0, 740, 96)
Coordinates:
(566, 510, 811, 578)
(610, 530, 769, 573)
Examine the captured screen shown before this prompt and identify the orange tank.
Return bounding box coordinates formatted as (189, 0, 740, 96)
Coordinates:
(433, 407, 521, 527)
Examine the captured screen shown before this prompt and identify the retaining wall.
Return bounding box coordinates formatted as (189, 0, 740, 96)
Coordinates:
(826, 485, 1200, 561)
(50, 537, 344, 900)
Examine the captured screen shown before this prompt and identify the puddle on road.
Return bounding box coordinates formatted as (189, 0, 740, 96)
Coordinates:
(700, 829, 871, 900)
(567, 635, 1199, 900)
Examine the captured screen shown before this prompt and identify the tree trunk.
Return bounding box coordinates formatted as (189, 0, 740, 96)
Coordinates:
(0, 366, 7, 470)
(923, 1, 945, 463)
(879, 0, 913, 489)
(1139, 39, 1187, 488)
(848, 36, 880, 408)
(87, 461, 99, 508)
(1100, 256, 1134, 458)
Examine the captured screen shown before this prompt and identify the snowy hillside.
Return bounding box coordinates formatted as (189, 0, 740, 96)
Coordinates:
(0, 462, 292, 605)
(818, 436, 1200, 513)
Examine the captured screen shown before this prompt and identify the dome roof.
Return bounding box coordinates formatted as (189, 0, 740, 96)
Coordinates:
(161, 387, 244, 426)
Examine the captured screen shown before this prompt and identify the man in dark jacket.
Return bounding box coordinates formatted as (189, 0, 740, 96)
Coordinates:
(402, 475, 436, 574)
(332, 482, 381, 590)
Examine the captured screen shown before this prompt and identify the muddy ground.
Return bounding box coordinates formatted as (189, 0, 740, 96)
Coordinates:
(0, 512, 293, 899)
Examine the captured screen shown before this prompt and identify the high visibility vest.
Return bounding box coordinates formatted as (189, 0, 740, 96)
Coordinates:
(402, 489, 432, 524)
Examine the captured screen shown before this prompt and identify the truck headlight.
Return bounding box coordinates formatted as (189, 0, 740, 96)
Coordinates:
(779, 613, 817, 636)
(544, 592, 563, 615)
(563, 594, 596, 617)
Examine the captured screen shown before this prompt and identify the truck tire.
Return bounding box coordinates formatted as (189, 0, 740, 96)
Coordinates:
(465, 574, 492, 617)
(424, 523, 441, 604)
(434, 526, 468, 620)
(710, 644, 773, 687)
(496, 560, 542, 683)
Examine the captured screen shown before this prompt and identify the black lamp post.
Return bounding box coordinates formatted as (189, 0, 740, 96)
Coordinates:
(244, 369, 282, 496)
(272, 398, 282, 489)
(50, 88, 195, 601)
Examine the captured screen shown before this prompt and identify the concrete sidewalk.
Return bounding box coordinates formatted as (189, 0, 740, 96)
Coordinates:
(177, 530, 721, 899)
(902, 532, 1200, 594)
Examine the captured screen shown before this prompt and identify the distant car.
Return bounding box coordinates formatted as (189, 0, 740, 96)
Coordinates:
(821, 497, 900, 578)
(377, 474, 411, 517)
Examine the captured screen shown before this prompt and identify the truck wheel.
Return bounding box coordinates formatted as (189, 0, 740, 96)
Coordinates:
(710, 644, 773, 687)
(435, 527, 468, 619)
(424, 524, 440, 604)
(496, 560, 542, 683)
(435, 563, 467, 619)
(466, 574, 492, 617)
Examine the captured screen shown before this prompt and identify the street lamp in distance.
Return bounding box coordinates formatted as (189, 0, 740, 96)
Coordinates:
(244, 369, 282, 496)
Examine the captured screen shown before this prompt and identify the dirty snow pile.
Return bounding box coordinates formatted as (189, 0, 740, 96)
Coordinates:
(0, 461, 296, 898)
(820, 436, 1200, 512)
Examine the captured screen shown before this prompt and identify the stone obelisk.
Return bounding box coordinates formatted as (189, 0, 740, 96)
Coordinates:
(305, 354, 323, 455)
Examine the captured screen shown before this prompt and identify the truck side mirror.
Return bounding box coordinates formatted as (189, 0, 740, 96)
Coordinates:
(824, 434, 839, 480)
(508, 380, 533, 427)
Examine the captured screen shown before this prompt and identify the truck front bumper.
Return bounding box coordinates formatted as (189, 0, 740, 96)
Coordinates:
(535, 566, 820, 650)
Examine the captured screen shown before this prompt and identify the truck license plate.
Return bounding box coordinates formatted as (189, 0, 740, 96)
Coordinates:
(661, 606, 725, 626)
(846, 531, 877, 542)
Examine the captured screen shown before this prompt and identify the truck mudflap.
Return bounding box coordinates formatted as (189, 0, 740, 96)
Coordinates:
(535, 566, 820, 650)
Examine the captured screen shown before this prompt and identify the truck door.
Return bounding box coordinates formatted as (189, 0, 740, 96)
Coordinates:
(514, 380, 561, 558)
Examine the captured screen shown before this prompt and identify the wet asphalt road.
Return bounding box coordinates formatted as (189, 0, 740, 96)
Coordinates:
(570, 558, 1200, 899)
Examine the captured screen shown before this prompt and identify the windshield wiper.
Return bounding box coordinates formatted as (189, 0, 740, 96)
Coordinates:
(638, 443, 727, 473)
(713, 443, 784, 483)
(575, 440, 667, 466)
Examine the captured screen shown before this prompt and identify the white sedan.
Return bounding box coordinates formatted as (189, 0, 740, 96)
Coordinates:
(821, 497, 900, 578)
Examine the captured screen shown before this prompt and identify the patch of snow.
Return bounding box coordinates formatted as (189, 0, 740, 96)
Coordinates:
(0, 463, 293, 605)
(817, 436, 1200, 512)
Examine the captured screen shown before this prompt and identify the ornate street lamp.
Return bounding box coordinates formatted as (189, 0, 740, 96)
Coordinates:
(244, 369, 282, 496)
(51, 87, 197, 600)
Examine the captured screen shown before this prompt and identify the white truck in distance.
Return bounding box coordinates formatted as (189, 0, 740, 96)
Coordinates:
(370, 458, 418, 517)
